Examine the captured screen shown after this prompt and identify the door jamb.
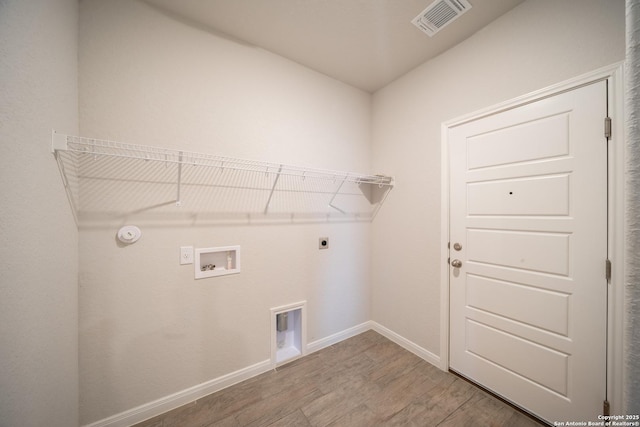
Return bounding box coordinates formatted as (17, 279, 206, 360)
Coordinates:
(439, 62, 625, 414)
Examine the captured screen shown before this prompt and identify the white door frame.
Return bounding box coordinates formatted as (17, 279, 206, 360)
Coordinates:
(439, 62, 625, 415)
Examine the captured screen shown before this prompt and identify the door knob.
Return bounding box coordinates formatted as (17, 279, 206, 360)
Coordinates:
(451, 259, 462, 268)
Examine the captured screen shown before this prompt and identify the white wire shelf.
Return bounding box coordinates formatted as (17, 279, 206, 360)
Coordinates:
(51, 131, 394, 225)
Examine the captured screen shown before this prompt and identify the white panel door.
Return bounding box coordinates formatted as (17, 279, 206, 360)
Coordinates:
(449, 81, 607, 423)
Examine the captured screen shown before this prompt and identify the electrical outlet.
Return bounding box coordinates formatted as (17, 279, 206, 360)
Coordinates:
(319, 237, 329, 250)
(180, 246, 194, 265)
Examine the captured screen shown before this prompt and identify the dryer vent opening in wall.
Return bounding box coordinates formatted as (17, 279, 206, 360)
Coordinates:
(271, 302, 306, 366)
(411, 0, 472, 37)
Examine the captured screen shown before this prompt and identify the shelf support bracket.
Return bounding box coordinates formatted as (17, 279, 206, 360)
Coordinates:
(176, 151, 183, 207)
(370, 184, 392, 220)
(51, 130, 68, 153)
(264, 165, 283, 214)
(328, 176, 347, 213)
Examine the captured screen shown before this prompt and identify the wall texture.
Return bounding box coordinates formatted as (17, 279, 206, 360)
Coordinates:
(625, 0, 640, 415)
(0, 0, 79, 426)
(371, 0, 625, 358)
(78, 0, 373, 423)
(1, 0, 628, 424)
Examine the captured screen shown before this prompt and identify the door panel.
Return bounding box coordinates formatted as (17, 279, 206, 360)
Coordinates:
(466, 112, 570, 169)
(465, 274, 570, 335)
(449, 82, 607, 423)
(467, 229, 571, 275)
(465, 320, 569, 396)
(467, 174, 570, 216)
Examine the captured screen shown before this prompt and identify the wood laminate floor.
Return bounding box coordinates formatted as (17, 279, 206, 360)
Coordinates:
(134, 330, 545, 427)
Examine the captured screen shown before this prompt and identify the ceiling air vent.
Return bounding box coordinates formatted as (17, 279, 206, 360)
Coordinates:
(412, 0, 472, 37)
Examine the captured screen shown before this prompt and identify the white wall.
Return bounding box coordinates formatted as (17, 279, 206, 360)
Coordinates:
(0, 0, 80, 426)
(371, 0, 625, 357)
(7, 0, 623, 424)
(78, 0, 373, 423)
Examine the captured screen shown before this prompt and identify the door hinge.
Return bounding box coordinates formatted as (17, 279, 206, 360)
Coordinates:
(603, 399, 610, 416)
(605, 259, 612, 282)
(605, 117, 612, 140)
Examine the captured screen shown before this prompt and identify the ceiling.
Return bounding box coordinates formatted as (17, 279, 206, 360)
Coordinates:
(144, 0, 525, 93)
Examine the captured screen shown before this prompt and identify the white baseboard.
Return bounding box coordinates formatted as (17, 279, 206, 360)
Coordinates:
(84, 320, 441, 427)
(83, 359, 272, 427)
(306, 321, 373, 354)
(370, 321, 441, 368)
